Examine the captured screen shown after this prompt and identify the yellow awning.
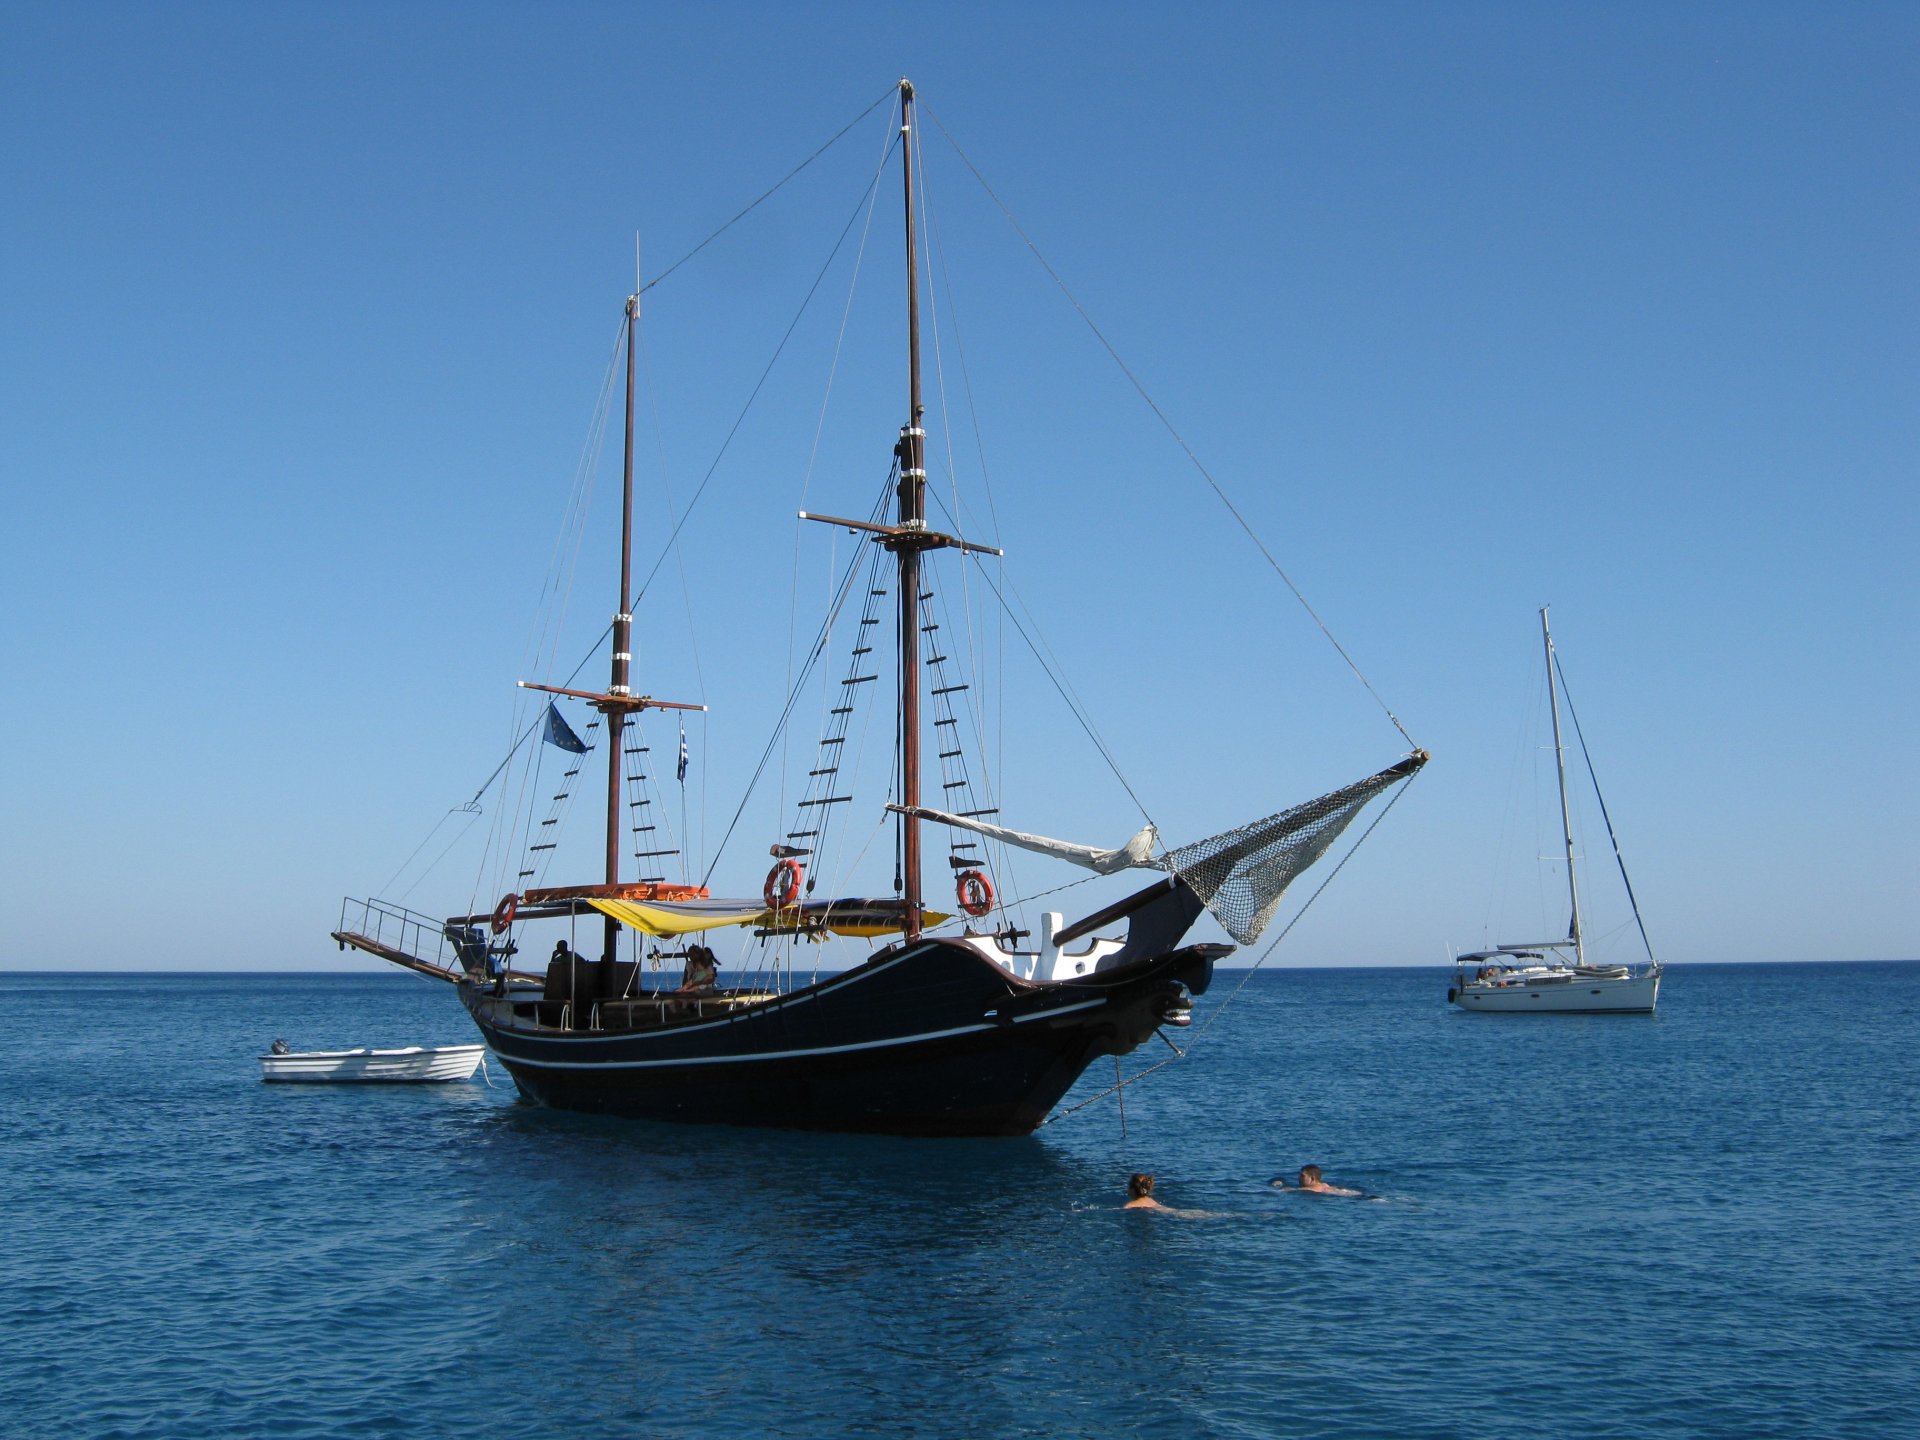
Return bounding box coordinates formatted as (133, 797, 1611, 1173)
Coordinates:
(587, 897, 766, 937)
(586, 897, 951, 939)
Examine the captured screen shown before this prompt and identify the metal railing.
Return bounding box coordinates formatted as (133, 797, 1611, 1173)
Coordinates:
(336, 895, 464, 971)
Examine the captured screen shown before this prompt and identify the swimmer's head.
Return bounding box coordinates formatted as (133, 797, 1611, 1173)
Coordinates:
(1127, 1173, 1155, 1200)
(1299, 1165, 1323, 1185)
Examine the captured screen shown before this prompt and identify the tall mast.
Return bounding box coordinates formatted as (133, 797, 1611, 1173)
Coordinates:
(895, 78, 927, 941)
(604, 293, 640, 965)
(1542, 606, 1584, 963)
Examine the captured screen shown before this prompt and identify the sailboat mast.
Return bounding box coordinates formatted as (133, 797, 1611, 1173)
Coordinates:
(603, 294, 641, 964)
(895, 79, 927, 940)
(1541, 606, 1584, 963)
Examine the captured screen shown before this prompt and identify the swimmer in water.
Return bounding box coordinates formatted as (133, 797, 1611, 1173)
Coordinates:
(1124, 1173, 1171, 1210)
(1274, 1164, 1363, 1196)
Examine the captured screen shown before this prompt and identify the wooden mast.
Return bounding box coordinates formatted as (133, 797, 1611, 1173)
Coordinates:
(604, 294, 641, 971)
(896, 78, 927, 941)
(515, 290, 705, 957)
(798, 81, 998, 936)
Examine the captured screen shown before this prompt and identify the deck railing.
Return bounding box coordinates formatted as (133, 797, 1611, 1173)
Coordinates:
(336, 896, 467, 972)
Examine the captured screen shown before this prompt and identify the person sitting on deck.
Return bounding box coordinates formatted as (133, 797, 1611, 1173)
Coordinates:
(676, 944, 719, 993)
(1275, 1164, 1362, 1196)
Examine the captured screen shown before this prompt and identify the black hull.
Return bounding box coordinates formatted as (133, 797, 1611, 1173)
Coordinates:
(462, 937, 1221, 1137)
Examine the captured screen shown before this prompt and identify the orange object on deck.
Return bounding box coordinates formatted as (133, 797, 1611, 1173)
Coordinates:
(523, 880, 709, 905)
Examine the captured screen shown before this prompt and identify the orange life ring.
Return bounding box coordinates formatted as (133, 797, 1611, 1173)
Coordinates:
(956, 868, 995, 918)
(490, 893, 519, 935)
(764, 859, 804, 910)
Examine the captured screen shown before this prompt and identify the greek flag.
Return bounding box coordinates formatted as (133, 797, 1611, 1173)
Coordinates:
(543, 703, 588, 754)
(677, 723, 689, 782)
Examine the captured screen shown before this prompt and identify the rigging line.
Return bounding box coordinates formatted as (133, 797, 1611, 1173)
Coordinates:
(634, 294, 712, 882)
(637, 86, 896, 297)
(1551, 652, 1659, 966)
(923, 103, 1417, 752)
(636, 300, 707, 702)
(383, 698, 548, 912)
(783, 112, 899, 829)
(378, 809, 465, 902)
(793, 527, 885, 879)
(468, 314, 623, 914)
(626, 140, 900, 615)
(393, 817, 480, 908)
(1039, 769, 1423, 1126)
(529, 314, 625, 686)
(700, 530, 874, 887)
(796, 98, 898, 519)
(462, 314, 619, 912)
(949, 542, 1155, 825)
(922, 148, 1010, 813)
(459, 708, 553, 812)
(916, 143, 1004, 839)
(826, 546, 895, 898)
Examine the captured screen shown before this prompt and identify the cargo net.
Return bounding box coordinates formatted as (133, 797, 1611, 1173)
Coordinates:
(1160, 752, 1427, 945)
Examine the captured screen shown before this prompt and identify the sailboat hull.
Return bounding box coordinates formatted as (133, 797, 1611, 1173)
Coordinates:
(460, 937, 1220, 1136)
(1450, 969, 1660, 1014)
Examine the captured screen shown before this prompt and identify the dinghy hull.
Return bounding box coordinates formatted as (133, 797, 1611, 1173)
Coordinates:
(259, 1044, 487, 1083)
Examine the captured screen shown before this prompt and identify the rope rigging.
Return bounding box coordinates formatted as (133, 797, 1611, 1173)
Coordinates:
(922, 101, 1418, 753)
(1552, 652, 1658, 965)
(637, 85, 897, 297)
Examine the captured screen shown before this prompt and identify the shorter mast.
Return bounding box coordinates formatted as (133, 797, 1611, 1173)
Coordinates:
(603, 294, 641, 970)
(1542, 606, 1584, 963)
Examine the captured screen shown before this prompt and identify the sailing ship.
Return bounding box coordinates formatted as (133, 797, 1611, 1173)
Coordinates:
(1448, 609, 1661, 1014)
(333, 80, 1426, 1134)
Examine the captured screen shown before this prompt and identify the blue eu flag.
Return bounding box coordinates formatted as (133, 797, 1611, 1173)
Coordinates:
(543, 703, 588, 754)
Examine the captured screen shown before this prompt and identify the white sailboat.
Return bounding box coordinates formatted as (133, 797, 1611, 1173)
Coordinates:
(1449, 609, 1662, 1014)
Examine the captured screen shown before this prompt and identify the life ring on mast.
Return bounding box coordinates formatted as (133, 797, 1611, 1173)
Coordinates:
(764, 859, 804, 910)
(490, 893, 519, 935)
(956, 868, 995, 918)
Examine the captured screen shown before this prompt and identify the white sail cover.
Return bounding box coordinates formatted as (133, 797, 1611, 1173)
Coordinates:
(889, 805, 1159, 875)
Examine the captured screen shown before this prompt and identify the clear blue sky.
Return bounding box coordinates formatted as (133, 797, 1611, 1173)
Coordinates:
(3, 1, 1913, 970)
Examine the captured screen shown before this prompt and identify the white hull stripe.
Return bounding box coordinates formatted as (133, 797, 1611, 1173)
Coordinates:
(493, 996, 1107, 1071)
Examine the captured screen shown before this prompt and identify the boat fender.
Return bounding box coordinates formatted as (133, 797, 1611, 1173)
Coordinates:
(490, 892, 519, 935)
(764, 858, 804, 910)
(1446, 987, 1458, 1004)
(955, 868, 995, 917)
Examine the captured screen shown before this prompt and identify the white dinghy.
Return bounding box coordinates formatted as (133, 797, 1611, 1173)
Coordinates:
(259, 1042, 486, 1083)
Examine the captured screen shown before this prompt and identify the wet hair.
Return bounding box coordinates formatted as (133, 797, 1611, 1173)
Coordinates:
(1127, 1173, 1156, 1200)
(1299, 1165, 1324, 1184)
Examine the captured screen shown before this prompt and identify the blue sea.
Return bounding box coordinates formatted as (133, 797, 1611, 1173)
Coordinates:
(4, 963, 1916, 1439)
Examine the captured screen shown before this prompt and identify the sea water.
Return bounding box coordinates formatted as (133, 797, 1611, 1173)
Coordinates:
(3, 963, 1915, 1439)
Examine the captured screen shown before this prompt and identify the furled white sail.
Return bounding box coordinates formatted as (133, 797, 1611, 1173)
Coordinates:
(888, 804, 1160, 874)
